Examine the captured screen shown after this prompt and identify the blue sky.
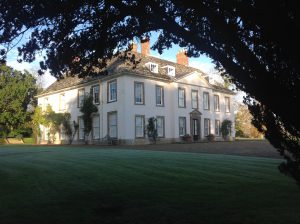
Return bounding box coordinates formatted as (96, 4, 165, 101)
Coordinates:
(5, 31, 216, 88)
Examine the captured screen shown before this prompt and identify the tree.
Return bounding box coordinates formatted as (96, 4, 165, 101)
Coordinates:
(221, 119, 232, 140)
(80, 93, 98, 144)
(235, 104, 263, 139)
(0, 1, 299, 182)
(0, 64, 37, 136)
(147, 117, 157, 144)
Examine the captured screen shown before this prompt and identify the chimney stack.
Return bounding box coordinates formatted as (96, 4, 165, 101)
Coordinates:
(176, 49, 189, 66)
(130, 42, 137, 53)
(141, 37, 150, 56)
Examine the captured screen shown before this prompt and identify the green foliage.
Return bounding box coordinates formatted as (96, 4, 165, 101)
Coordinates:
(147, 117, 157, 144)
(33, 105, 73, 144)
(0, 64, 37, 136)
(80, 92, 98, 143)
(23, 137, 35, 144)
(221, 120, 232, 139)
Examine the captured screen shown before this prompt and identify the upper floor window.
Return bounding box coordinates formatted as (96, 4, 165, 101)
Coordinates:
(59, 93, 65, 111)
(191, 90, 198, 109)
(92, 85, 100, 104)
(78, 89, 85, 108)
(134, 82, 144, 105)
(203, 92, 210, 110)
(214, 95, 220, 111)
(107, 80, 117, 103)
(146, 62, 158, 73)
(178, 88, 186, 108)
(225, 97, 230, 113)
(156, 85, 164, 106)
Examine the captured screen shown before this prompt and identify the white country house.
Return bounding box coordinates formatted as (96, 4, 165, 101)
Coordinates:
(37, 40, 235, 144)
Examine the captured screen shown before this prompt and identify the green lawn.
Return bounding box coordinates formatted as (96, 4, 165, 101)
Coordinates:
(0, 145, 300, 224)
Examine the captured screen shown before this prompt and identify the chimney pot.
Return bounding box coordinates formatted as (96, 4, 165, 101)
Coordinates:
(141, 37, 150, 56)
(176, 49, 189, 66)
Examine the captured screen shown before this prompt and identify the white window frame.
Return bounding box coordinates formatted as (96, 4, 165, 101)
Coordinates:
(225, 97, 230, 113)
(92, 85, 100, 104)
(214, 95, 220, 112)
(156, 116, 165, 138)
(204, 118, 211, 136)
(135, 115, 145, 138)
(78, 117, 84, 140)
(178, 88, 185, 108)
(134, 82, 144, 105)
(155, 85, 164, 106)
(191, 90, 198, 109)
(92, 115, 100, 139)
(108, 111, 117, 138)
(215, 120, 220, 136)
(147, 62, 158, 73)
(203, 92, 210, 110)
(78, 89, 85, 108)
(179, 117, 186, 136)
(108, 80, 117, 103)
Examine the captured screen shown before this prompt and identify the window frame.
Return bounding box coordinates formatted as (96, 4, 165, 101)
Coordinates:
(107, 111, 118, 138)
(215, 120, 220, 136)
(178, 88, 186, 108)
(179, 117, 187, 137)
(78, 116, 84, 140)
(92, 85, 100, 104)
(191, 90, 198, 109)
(134, 81, 145, 105)
(155, 85, 164, 107)
(77, 89, 85, 108)
(214, 95, 220, 112)
(156, 116, 165, 138)
(92, 114, 100, 140)
(225, 97, 230, 113)
(107, 80, 117, 103)
(203, 92, 210, 110)
(135, 115, 145, 138)
(204, 118, 211, 136)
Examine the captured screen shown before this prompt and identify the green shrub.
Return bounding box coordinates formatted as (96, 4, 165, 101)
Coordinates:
(0, 138, 7, 144)
(23, 138, 35, 144)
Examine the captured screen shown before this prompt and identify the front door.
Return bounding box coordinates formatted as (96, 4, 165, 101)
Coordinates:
(192, 119, 199, 141)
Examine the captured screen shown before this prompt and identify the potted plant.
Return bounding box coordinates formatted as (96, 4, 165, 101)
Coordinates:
(206, 134, 215, 142)
(182, 134, 192, 142)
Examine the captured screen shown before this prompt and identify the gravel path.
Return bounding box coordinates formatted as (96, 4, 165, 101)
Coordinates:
(119, 140, 281, 159)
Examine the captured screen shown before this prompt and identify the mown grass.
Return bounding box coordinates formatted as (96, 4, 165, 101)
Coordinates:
(0, 145, 299, 224)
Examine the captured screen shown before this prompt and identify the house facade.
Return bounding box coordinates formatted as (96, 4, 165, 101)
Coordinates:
(37, 40, 235, 144)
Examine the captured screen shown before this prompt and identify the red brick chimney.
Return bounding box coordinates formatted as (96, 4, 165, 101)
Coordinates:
(176, 49, 189, 66)
(141, 37, 150, 56)
(130, 42, 137, 52)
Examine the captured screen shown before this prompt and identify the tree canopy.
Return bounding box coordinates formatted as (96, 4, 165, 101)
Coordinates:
(0, 64, 37, 136)
(0, 1, 299, 181)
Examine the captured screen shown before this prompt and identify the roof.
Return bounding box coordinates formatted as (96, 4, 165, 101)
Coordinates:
(39, 52, 234, 96)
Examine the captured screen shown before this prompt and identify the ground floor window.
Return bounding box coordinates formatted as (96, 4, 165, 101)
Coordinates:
(156, 116, 165, 138)
(215, 120, 220, 136)
(204, 118, 211, 136)
(108, 112, 117, 138)
(78, 117, 84, 140)
(135, 115, 145, 138)
(92, 115, 100, 139)
(60, 126, 66, 140)
(179, 117, 186, 136)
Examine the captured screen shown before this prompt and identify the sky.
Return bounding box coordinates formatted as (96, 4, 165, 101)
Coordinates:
(4, 30, 245, 103)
